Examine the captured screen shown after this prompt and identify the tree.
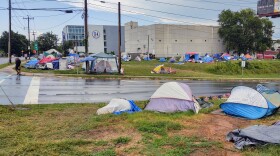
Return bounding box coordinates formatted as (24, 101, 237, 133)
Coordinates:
(37, 32, 59, 52)
(218, 9, 273, 55)
(0, 31, 28, 57)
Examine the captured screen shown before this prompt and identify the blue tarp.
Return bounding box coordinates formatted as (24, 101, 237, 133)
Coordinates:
(144, 57, 151, 61)
(202, 56, 214, 63)
(52, 60, 59, 69)
(159, 58, 166, 62)
(213, 53, 221, 59)
(80, 57, 96, 62)
(24, 60, 39, 68)
(169, 58, 176, 63)
(223, 55, 231, 61)
(113, 100, 142, 115)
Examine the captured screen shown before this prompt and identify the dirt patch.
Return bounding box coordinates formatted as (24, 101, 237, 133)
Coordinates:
(174, 114, 252, 155)
(76, 125, 143, 155)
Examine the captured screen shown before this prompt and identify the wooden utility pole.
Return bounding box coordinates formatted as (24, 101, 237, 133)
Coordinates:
(8, 0, 11, 63)
(118, 2, 121, 74)
(84, 0, 89, 73)
(23, 15, 34, 59)
(32, 31, 36, 41)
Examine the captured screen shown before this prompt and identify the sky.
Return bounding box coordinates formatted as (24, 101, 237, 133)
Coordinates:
(1, 0, 280, 42)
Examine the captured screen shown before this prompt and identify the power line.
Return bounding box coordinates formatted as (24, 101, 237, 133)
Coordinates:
(92, 1, 218, 21)
(89, 3, 218, 27)
(36, 10, 82, 31)
(12, 13, 70, 18)
(88, 3, 223, 38)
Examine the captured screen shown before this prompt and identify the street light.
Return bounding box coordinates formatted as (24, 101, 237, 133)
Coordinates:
(100, 1, 122, 74)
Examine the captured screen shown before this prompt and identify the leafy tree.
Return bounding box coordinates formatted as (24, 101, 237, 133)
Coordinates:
(218, 9, 273, 55)
(62, 40, 74, 51)
(37, 32, 59, 52)
(0, 31, 28, 56)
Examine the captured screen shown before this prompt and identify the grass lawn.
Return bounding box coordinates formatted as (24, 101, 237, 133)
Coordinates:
(0, 63, 13, 70)
(1, 100, 279, 156)
(21, 59, 280, 80)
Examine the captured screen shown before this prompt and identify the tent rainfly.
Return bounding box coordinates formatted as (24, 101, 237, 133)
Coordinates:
(220, 86, 280, 119)
(145, 82, 200, 113)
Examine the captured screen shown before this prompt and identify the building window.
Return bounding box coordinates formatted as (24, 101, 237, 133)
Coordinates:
(104, 35, 106, 40)
(104, 48, 107, 53)
(104, 42, 107, 47)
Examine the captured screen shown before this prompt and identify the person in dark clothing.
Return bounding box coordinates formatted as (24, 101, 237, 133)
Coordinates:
(15, 58, 21, 75)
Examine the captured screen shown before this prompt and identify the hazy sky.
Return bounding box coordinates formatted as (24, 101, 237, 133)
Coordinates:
(1, 0, 280, 41)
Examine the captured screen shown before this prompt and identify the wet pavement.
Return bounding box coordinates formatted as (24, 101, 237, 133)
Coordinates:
(0, 72, 279, 105)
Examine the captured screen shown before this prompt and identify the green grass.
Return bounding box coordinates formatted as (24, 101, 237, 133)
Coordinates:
(0, 101, 279, 155)
(0, 63, 13, 69)
(21, 59, 280, 80)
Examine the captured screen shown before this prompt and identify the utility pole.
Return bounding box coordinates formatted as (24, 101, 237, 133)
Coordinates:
(118, 2, 121, 74)
(84, 0, 89, 73)
(32, 31, 36, 41)
(23, 15, 34, 59)
(8, 0, 11, 63)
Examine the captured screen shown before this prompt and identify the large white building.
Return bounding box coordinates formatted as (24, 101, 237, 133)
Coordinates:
(62, 25, 125, 54)
(125, 21, 225, 57)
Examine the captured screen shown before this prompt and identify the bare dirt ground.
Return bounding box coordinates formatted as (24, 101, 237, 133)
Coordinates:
(177, 114, 252, 156)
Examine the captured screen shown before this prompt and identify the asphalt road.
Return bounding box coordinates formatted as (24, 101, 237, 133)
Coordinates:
(0, 72, 279, 105)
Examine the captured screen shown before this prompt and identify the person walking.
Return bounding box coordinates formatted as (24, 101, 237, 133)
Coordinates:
(15, 57, 21, 75)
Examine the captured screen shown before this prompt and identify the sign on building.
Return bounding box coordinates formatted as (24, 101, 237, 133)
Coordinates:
(92, 30, 100, 39)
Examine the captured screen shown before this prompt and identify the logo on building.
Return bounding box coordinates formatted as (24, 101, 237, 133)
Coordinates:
(92, 30, 100, 39)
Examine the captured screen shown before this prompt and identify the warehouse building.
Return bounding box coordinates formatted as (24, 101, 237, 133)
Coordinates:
(125, 21, 225, 57)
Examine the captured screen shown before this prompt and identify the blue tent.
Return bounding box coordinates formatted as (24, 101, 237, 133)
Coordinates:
(185, 53, 199, 61)
(24, 59, 39, 69)
(159, 58, 166, 62)
(220, 86, 280, 119)
(169, 57, 176, 63)
(144, 56, 151, 61)
(202, 56, 214, 63)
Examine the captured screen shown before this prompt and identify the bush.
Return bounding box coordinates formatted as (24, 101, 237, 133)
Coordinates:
(207, 60, 280, 75)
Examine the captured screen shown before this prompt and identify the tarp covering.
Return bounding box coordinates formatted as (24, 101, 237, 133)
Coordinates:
(169, 57, 176, 63)
(96, 99, 141, 115)
(135, 56, 141, 61)
(91, 52, 116, 58)
(24, 59, 39, 68)
(114, 100, 142, 115)
(80, 57, 96, 62)
(226, 121, 280, 149)
(202, 56, 214, 63)
(52, 60, 59, 70)
(152, 65, 164, 74)
(145, 82, 200, 113)
(39, 57, 57, 64)
(159, 58, 166, 62)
